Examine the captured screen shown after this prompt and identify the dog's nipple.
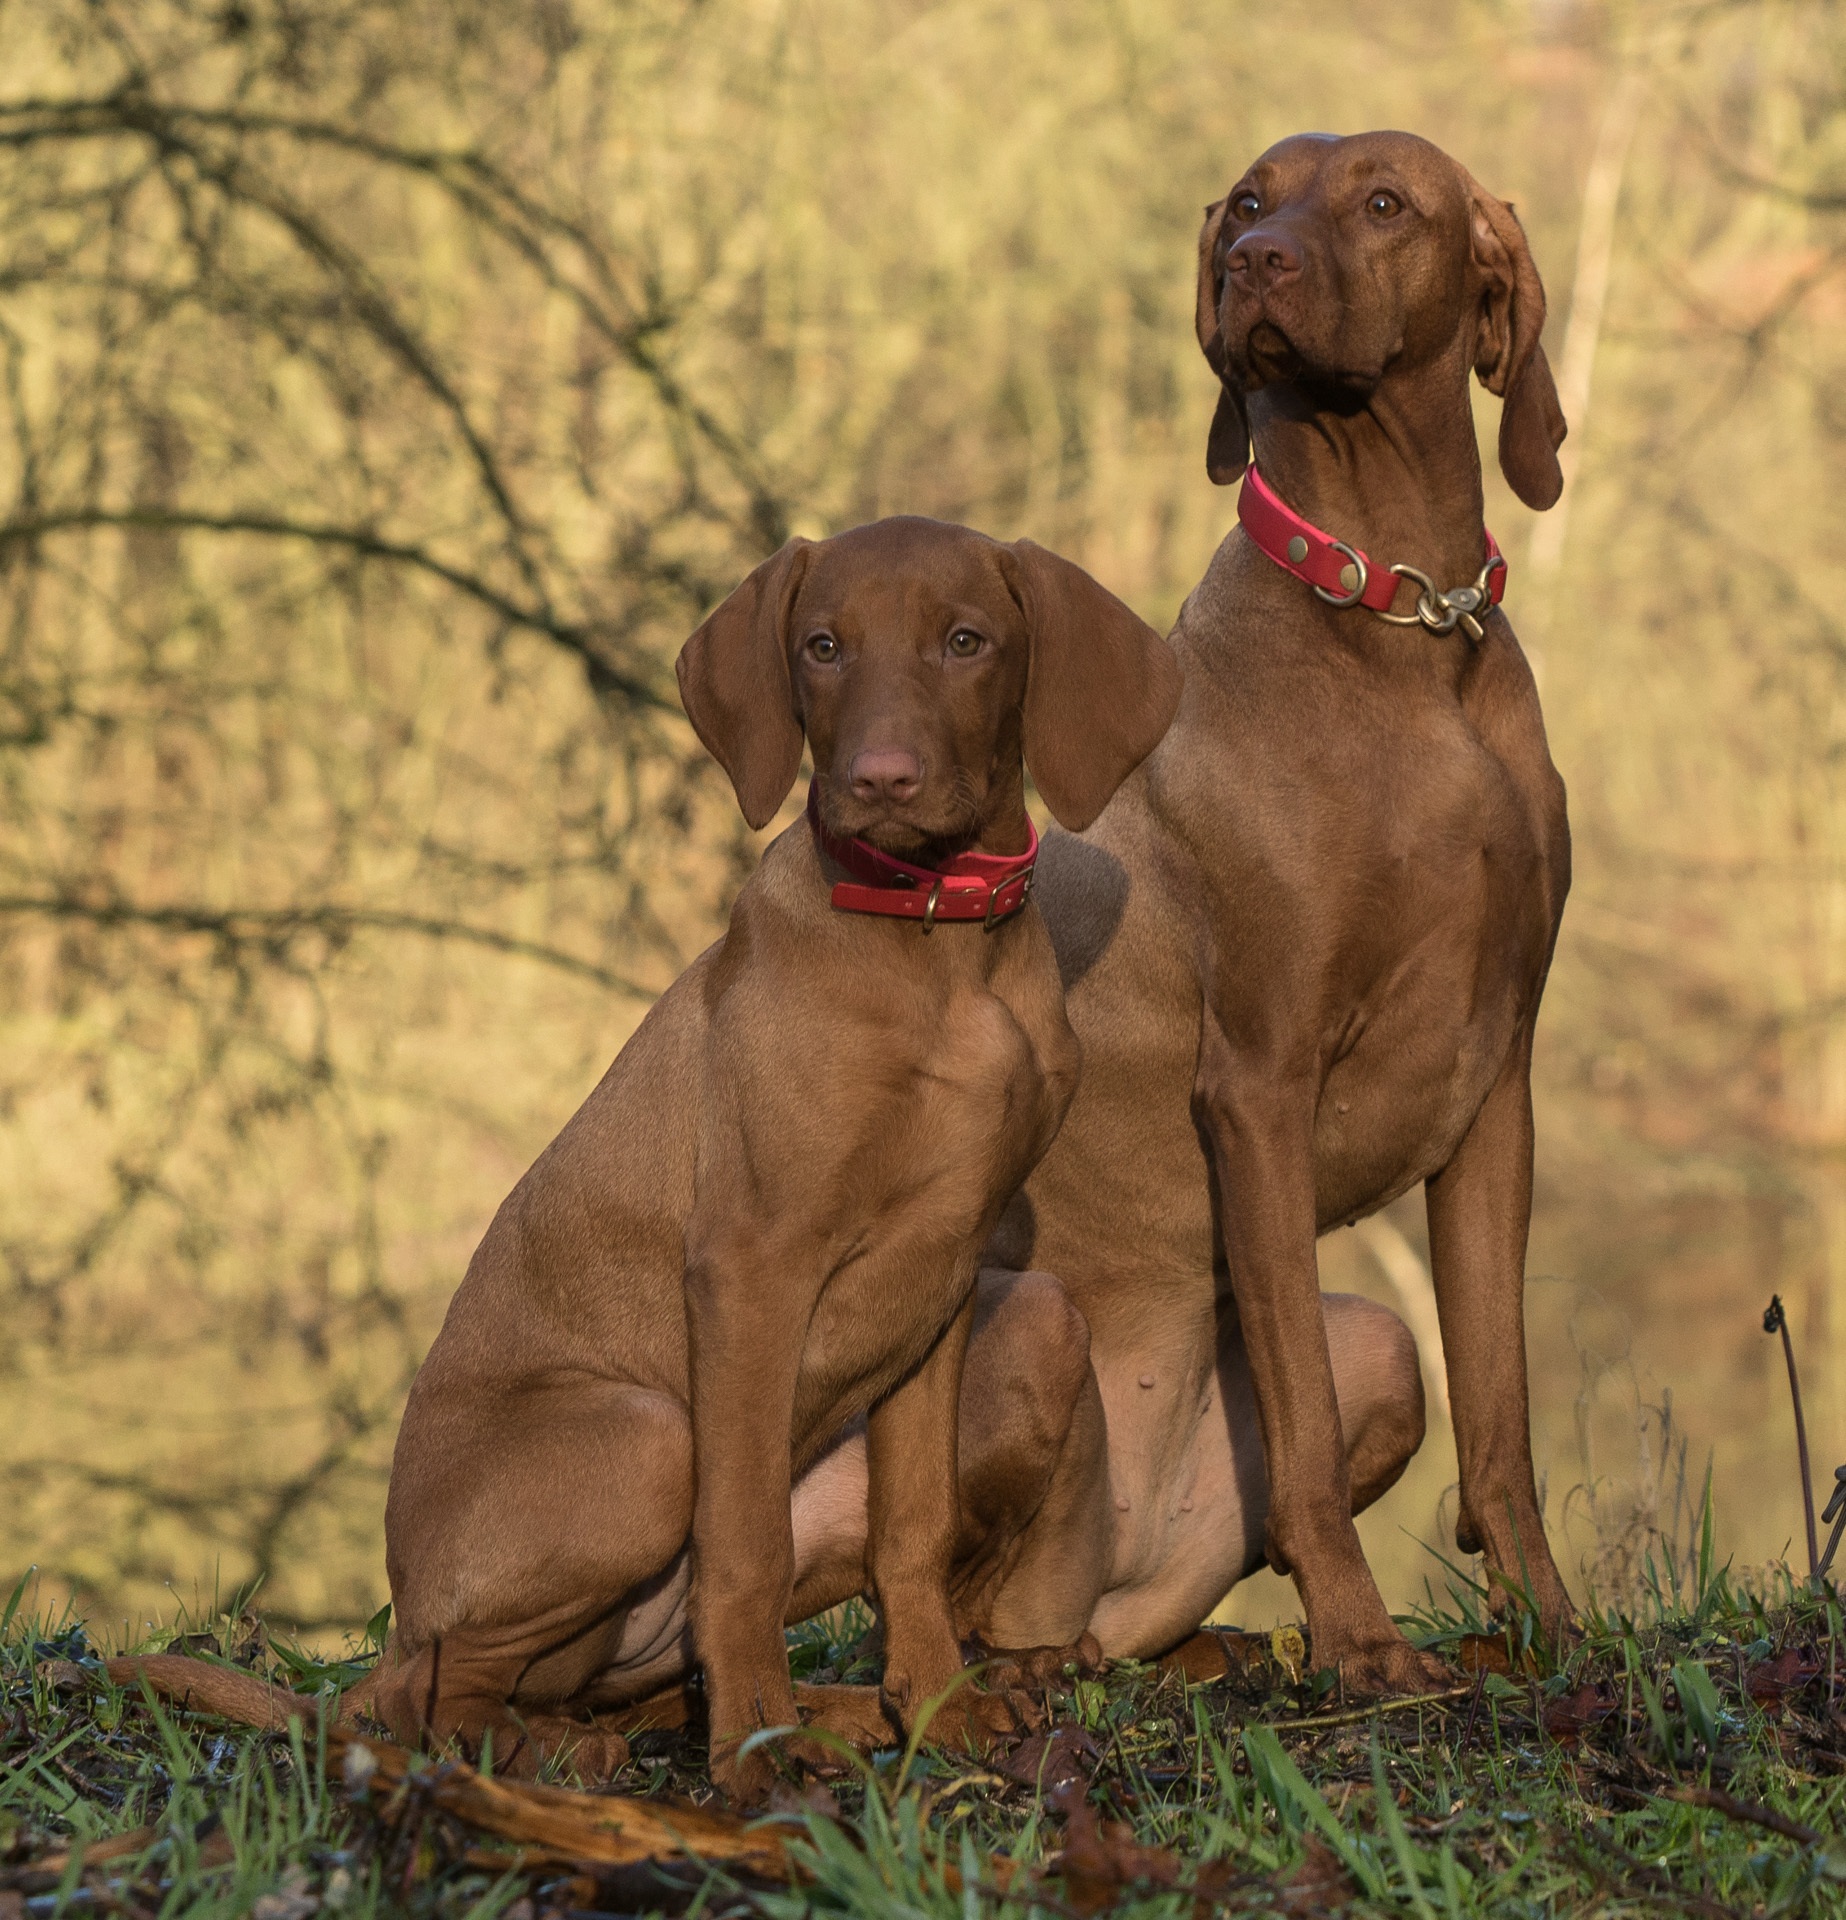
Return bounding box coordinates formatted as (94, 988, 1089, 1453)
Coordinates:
(1115, 1495, 1131, 1511)
(1138, 1372, 1156, 1389)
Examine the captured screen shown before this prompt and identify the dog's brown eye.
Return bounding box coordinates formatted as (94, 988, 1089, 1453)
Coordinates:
(1367, 190, 1402, 218)
(947, 629, 985, 659)
(1231, 191, 1261, 220)
(807, 633, 840, 663)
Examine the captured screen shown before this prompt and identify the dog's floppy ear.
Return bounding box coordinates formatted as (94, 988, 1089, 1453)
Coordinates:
(1195, 197, 1250, 488)
(1001, 540, 1183, 832)
(1466, 175, 1567, 510)
(675, 539, 812, 828)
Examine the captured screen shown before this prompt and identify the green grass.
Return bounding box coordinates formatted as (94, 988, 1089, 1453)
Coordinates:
(7, 1560, 1846, 1918)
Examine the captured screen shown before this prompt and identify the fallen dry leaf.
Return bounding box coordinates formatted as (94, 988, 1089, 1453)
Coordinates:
(1047, 1784, 1184, 1915)
(1746, 1646, 1820, 1710)
(1452, 1634, 1533, 1677)
(37, 1660, 92, 1695)
(1540, 1683, 1615, 1744)
(1276, 1835, 1360, 1914)
(1157, 1630, 1272, 1685)
(998, 1723, 1099, 1796)
(197, 1826, 238, 1869)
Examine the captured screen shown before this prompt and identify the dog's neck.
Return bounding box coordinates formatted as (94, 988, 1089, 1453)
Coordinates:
(970, 764, 1033, 858)
(1247, 340, 1490, 592)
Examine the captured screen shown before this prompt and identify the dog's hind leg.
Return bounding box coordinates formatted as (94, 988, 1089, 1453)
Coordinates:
(379, 1377, 692, 1779)
(784, 1269, 1110, 1653)
(1424, 1034, 1575, 1640)
(950, 1268, 1112, 1652)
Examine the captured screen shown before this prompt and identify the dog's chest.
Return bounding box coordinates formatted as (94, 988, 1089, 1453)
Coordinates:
(793, 963, 1076, 1432)
(852, 969, 1069, 1257)
(1310, 700, 1565, 1211)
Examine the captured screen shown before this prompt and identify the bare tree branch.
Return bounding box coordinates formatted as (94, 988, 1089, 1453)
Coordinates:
(0, 509, 678, 711)
(0, 893, 661, 999)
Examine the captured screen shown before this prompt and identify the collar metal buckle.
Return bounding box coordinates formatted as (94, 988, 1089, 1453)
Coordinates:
(1378, 553, 1507, 644)
(984, 867, 1030, 932)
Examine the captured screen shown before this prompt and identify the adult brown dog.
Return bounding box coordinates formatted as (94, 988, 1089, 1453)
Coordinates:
(998, 130, 1574, 1691)
(306, 517, 1166, 1802)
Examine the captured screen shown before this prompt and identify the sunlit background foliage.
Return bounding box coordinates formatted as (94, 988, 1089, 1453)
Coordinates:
(1, 0, 1843, 1634)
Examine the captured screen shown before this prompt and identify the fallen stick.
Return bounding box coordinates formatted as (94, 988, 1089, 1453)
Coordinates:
(330, 1726, 798, 1880)
(0, 1826, 160, 1886)
(1654, 1784, 1823, 1848)
(1274, 1684, 1475, 1733)
(39, 1659, 800, 1884)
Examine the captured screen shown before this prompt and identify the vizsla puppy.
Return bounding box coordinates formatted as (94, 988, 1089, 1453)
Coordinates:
(92, 521, 1184, 1786)
(356, 517, 1176, 1798)
(1000, 131, 1574, 1689)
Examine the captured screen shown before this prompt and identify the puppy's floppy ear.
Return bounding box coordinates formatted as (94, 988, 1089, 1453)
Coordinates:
(1465, 174, 1567, 510)
(675, 539, 812, 829)
(1195, 197, 1249, 488)
(1001, 540, 1183, 832)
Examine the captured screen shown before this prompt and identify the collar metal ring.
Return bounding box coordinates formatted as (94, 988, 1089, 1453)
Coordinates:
(1311, 541, 1369, 610)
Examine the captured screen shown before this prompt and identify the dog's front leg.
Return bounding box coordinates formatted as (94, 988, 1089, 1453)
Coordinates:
(1195, 1020, 1448, 1695)
(684, 1227, 808, 1804)
(1424, 1026, 1575, 1643)
(864, 1288, 978, 1738)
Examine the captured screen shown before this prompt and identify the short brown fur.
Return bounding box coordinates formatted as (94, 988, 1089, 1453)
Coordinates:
(92, 137, 1549, 1750)
(368, 517, 1178, 1799)
(999, 131, 1574, 1690)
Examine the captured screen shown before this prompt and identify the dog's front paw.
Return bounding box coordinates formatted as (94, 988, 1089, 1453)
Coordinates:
(710, 1701, 874, 1806)
(792, 1681, 898, 1753)
(489, 1713, 630, 1784)
(973, 1631, 1105, 1691)
(708, 1739, 777, 1808)
(911, 1682, 1045, 1754)
(1328, 1635, 1454, 1699)
(537, 1721, 631, 1784)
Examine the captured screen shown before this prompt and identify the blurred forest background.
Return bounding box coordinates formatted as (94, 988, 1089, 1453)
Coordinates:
(2, 0, 1843, 1637)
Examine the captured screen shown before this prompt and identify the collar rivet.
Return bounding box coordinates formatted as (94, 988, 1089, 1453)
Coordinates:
(1286, 535, 1309, 564)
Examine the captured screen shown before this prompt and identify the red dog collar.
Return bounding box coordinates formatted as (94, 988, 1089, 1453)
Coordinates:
(1238, 467, 1506, 640)
(806, 780, 1037, 932)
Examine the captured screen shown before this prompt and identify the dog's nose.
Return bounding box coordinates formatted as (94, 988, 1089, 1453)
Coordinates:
(848, 749, 922, 804)
(1227, 230, 1302, 288)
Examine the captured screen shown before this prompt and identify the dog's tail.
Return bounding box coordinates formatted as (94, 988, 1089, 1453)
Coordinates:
(87, 1654, 379, 1731)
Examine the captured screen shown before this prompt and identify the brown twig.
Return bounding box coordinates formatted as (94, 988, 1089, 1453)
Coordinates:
(1656, 1784, 1823, 1847)
(0, 893, 658, 999)
(1763, 1297, 1818, 1574)
(1460, 1666, 1488, 1752)
(0, 509, 673, 712)
(1579, 1822, 1744, 1920)
(1271, 1684, 1475, 1733)
(329, 1726, 798, 1879)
